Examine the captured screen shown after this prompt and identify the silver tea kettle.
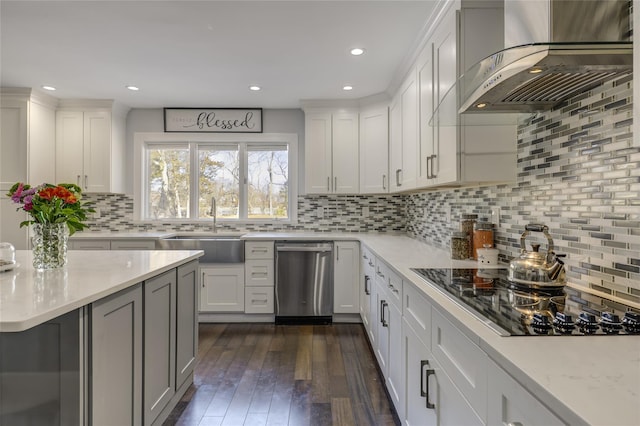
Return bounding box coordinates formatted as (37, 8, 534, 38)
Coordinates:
(508, 224, 566, 287)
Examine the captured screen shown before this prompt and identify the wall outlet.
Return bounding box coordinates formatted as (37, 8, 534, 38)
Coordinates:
(491, 207, 500, 227)
(362, 206, 370, 217)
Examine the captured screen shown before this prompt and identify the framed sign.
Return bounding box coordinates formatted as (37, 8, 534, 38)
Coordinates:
(164, 108, 263, 133)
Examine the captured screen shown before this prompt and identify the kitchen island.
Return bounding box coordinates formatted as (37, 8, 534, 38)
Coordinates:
(0, 249, 203, 425)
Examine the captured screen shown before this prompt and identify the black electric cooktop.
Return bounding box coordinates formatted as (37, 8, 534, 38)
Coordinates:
(410, 268, 640, 336)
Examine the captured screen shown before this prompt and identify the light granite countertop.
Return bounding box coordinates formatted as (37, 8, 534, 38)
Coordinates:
(0, 250, 203, 332)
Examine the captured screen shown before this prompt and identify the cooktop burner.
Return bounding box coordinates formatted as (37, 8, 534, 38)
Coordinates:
(410, 268, 640, 336)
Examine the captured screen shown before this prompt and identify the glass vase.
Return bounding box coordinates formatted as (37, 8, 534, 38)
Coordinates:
(32, 223, 69, 269)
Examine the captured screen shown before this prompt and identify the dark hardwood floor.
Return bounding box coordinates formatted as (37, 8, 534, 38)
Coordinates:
(163, 323, 400, 426)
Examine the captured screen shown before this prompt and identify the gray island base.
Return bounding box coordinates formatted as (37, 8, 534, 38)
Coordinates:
(0, 250, 203, 426)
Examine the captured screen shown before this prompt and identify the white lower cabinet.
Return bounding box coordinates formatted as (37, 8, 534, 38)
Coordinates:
(200, 264, 245, 312)
(143, 270, 176, 426)
(334, 241, 360, 314)
(402, 299, 483, 426)
(487, 359, 564, 426)
(371, 259, 404, 419)
(244, 240, 274, 314)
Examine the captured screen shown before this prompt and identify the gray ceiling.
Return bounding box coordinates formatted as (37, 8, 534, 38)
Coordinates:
(1, 1, 438, 109)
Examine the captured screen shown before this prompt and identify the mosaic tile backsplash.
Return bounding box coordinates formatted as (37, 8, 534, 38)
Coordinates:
(83, 194, 406, 234)
(85, 76, 636, 301)
(407, 75, 638, 301)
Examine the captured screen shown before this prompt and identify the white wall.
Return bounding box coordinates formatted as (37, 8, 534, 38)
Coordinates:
(124, 108, 305, 195)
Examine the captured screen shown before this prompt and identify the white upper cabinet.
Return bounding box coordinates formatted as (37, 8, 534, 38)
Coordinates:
(56, 100, 128, 193)
(417, 1, 517, 188)
(304, 109, 359, 194)
(0, 88, 57, 249)
(359, 105, 389, 194)
(389, 69, 418, 192)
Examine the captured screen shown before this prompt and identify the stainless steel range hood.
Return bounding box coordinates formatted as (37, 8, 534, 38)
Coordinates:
(459, 0, 632, 114)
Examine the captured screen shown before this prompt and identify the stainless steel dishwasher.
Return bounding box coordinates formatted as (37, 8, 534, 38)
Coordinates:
(275, 241, 333, 324)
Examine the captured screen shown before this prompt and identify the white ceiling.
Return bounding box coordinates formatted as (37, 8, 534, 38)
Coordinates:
(1, 1, 438, 109)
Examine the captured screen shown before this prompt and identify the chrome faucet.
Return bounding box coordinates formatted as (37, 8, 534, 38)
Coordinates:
(210, 197, 217, 233)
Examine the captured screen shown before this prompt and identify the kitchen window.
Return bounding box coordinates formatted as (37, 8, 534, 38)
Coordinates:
(134, 133, 298, 222)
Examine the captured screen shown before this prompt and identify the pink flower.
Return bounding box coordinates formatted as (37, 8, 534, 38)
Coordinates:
(10, 183, 24, 203)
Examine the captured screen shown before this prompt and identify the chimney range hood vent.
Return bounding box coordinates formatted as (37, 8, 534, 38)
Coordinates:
(458, 0, 632, 114)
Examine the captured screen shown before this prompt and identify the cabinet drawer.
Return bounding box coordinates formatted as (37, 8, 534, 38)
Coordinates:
(432, 308, 487, 421)
(111, 240, 156, 250)
(385, 265, 403, 309)
(245, 259, 274, 286)
(69, 239, 111, 250)
(403, 282, 431, 348)
(245, 241, 274, 259)
(244, 286, 274, 314)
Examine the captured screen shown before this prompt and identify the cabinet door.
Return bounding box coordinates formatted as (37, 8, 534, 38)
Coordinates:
(418, 42, 436, 187)
(56, 111, 85, 187)
(387, 300, 404, 420)
(487, 359, 564, 426)
(388, 95, 403, 192)
(176, 261, 198, 389)
(374, 280, 389, 376)
(91, 283, 143, 426)
(359, 107, 389, 193)
(433, 7, 459, 186)
(143, 270, 176, 426)
(333, 241, 360, 314)
(403, 320, 437, 426)
(304, 112, 332, 194)
(400, 70, 418, 189)
(432, 308, 487, 420)
(83, 111, 111, 192)
(360, 248, 375, 334)
(200, 265, 245, 312)
(332, 112, 359, 193)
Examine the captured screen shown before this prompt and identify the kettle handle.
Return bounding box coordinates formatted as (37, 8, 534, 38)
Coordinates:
(520, 224, 554, 257)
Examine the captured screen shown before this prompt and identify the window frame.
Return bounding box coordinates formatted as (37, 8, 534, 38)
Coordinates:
(134, 132, 298, 223)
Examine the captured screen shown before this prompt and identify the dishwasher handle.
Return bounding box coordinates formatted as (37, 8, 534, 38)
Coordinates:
(276, 243, 333, 253)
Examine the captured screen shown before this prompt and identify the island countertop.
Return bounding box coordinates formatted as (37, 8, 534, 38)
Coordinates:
(0, 250, 203, 332)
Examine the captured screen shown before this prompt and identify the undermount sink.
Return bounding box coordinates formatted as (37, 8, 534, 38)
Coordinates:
(156, 235, 244, 263)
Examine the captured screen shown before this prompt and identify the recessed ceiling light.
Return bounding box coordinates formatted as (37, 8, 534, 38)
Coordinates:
(343, 85, 353, 91)
(350, 48, 365, 56)
(249, 85, 261, 91)
(41, 85, 56, 91)
(529, 68, 543, 74)
(476, 102, 487, 109)
(126, 85, 140, 91)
